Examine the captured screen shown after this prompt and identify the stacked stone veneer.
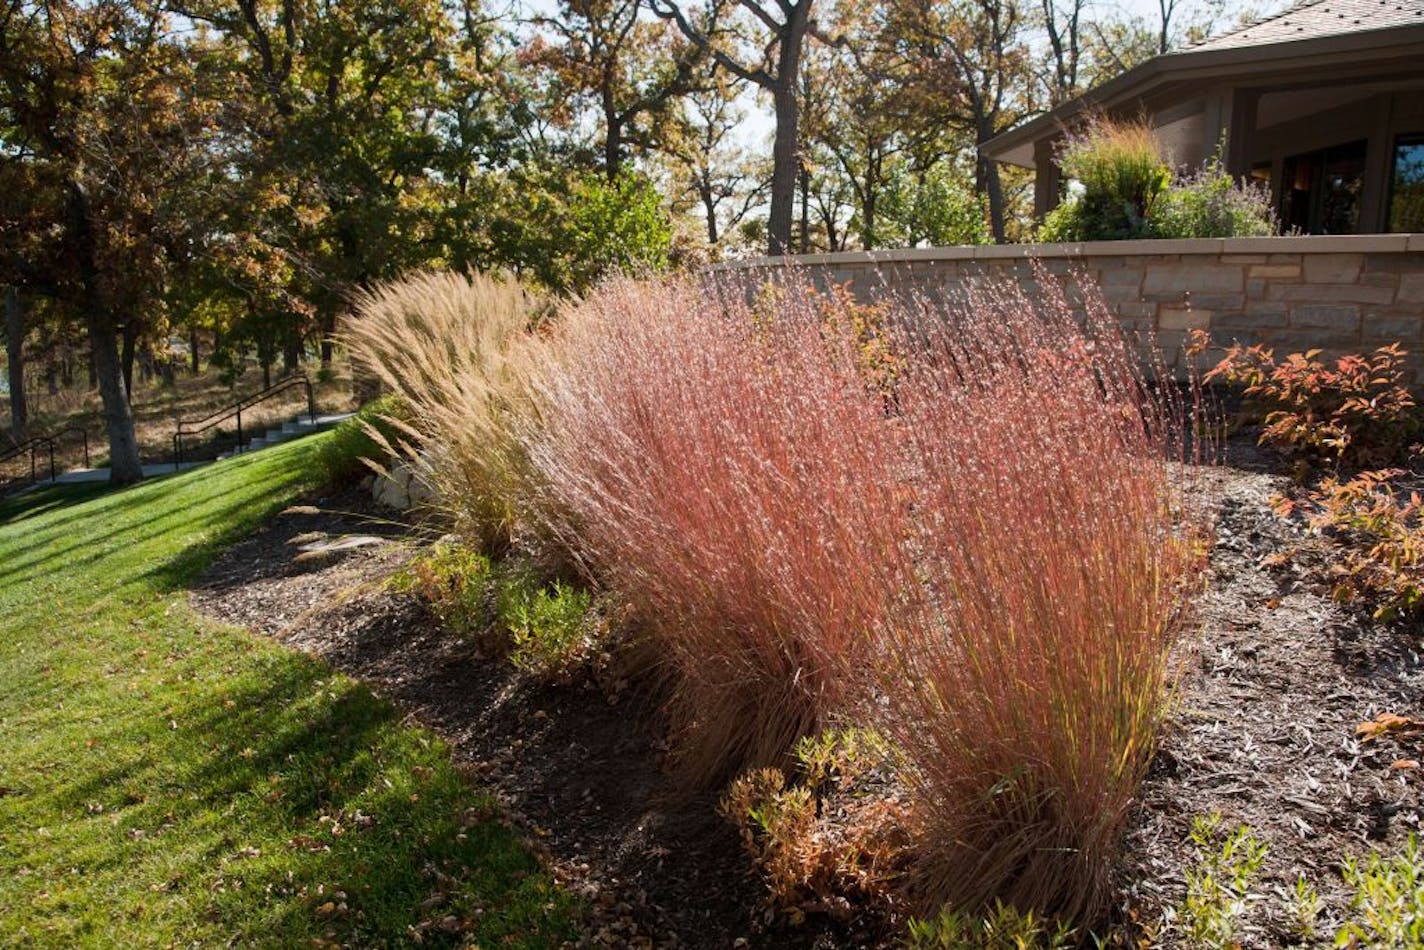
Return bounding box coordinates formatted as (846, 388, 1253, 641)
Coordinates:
(710, 234, 1424, 380)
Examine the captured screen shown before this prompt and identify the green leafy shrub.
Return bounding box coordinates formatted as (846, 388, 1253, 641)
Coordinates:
(1039, 118, 1170, 242)
(1038, 120, 1276, 242)
(493, 167, 671, 295)
(1206, 340, 1418, 470)
(314, 393, 413, 485)
(880, 163, 991, 248)
(493, 565, 593, 677)
(394, 541, 492, 636)
(904, 903, 1075, 949)
(1338, 834, 1424, 948)
(1151, 161, 1277, 239)
(1177, 813, 1267, 949)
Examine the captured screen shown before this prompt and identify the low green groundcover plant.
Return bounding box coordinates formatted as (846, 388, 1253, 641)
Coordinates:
(0, 436, 579, 947)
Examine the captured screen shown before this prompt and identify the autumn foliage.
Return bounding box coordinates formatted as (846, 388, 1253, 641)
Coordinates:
(1206, 341, 1417, 469)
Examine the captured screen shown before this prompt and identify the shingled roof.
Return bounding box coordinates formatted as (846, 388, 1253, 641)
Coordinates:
(981, 0, 1424, 167)
(1190, 0, 1424, 52)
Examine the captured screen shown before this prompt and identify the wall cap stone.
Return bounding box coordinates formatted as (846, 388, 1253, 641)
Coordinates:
(708, 234, 1424, 271)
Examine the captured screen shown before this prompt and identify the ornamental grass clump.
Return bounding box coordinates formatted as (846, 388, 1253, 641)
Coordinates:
(527, 272, 1208, 922)
(342, 270, 538, 552)
(524, 276, 909, 792)
(863, 280, 1209, 923)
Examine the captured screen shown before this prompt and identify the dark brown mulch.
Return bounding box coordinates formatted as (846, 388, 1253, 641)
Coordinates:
(1117, 445, 1424, 946)
(189, 488, 784, 949)
(191, 441, 1424, 948)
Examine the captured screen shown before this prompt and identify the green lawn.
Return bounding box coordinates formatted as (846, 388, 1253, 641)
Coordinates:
(0, 436, 580, 948)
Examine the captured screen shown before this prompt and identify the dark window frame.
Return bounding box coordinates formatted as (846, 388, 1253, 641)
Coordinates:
(1387, 133, 1424, 234)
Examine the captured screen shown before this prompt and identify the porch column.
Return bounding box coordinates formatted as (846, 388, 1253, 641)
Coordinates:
(1225, 88, 1259, 177)
(1033, 135, 1062, 220)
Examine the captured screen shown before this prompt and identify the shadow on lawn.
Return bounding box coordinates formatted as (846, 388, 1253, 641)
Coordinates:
(27, 631, 579, 946)
(0, 462, 309, 591)
(0, 482, 111, 528)
(176, 653, 580, 946)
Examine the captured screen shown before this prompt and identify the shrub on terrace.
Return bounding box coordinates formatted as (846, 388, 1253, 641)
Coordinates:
(1151, 161, 1277, 239)
(1039, 118, 1170, 242)
(1039, 119, 1276, 242)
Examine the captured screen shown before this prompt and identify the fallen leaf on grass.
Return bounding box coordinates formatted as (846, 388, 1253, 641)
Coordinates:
(1356, 712, 1424, 741)
(1391, 759, 1420, 770)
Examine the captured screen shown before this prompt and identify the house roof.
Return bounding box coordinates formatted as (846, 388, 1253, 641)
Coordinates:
(982, 0, 1424, 167)
(1189, 0, 1424, 52)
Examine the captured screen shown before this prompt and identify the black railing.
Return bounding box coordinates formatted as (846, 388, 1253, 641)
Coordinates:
(0, 427, 89, 486)
(173, 374, 316, 470)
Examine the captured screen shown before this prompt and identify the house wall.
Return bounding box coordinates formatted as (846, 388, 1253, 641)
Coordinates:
(708, 234, 1424, 380)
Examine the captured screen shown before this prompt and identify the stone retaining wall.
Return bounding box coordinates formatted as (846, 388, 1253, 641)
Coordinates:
(710, 234, 1424, 379)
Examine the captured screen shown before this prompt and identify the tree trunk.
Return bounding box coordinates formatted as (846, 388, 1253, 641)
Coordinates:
(603, 90, 624, 180)
(799, 162, 811, 253)
(69, 178, 143, 484)
(283, 326, 303, 377)
(189, 325, 200, 374)
(767, 80, 801, 255)
(5, 287, 27, 444)
(120, 321, 138, 402)
(977, 148, 1007, 243)
(319, 312, 336, 370)
(88, 348, 97, 388)
(700, 184, 719, 244)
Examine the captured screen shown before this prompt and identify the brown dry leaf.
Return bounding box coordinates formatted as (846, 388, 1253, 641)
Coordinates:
(1391, 759, 1420, 770)
(1355, 712, 1424, 741)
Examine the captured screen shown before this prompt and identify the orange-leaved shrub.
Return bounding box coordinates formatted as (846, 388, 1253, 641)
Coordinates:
(342, 270, 539, 551)
(1206, 340, 1417, 470)
(523, 276, 910, 792)
(1275, 468, 1424, 620)
(859, 279, 1209, 922)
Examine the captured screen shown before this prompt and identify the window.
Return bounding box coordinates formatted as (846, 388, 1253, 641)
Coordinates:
(1279, 139, 1368, 235)
(1389, 135, 1424, 233)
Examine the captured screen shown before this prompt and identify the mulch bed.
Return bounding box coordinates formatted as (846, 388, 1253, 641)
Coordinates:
(190, 448, 1424, 947)
(189, 488, 776, 949)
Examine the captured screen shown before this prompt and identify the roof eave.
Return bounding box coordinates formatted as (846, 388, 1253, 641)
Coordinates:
(982, 21, 1424, 168)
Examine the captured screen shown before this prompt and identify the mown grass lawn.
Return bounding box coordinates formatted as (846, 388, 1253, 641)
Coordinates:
(0, 436, 580, 948)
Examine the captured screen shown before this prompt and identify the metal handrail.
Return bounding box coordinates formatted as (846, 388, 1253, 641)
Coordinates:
(0, 435, 57, 484)
(46, 427, 90, 469)
(0, 427, 90, 486)
(172, 374, 316, 470)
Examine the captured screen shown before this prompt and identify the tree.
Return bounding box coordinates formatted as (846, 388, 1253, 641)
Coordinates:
(659, 68, 769, 245)
(0, 1, 216, 483)
(526, 0, 704, 179)
(879, 0, 1032, 242)
(1038, 0, 1084, 103)
(174, 0, 461, 368)
(649, 0, 816, 256)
